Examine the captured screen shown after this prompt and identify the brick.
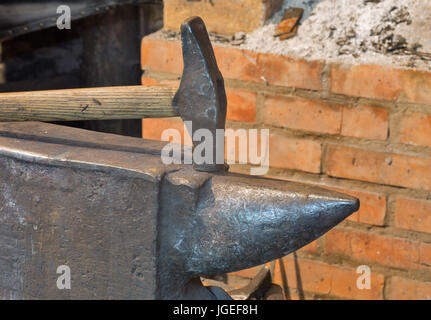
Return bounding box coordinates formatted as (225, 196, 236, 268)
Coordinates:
(341, 105, 389, 140)
(399, 112, 431, 148)
(141, 37, 323, 90)
(214, 46, 260, 82)
(331, 64, 431, 105)
(330, 64, 403, 101)
(299, 240, 318, 254)
(420, 243, 431, 268)
(228, 265, 264, 279)
(269, 133, 322, 173)
(141, 77, 161, 86)
(401, 69, 431, 105)
(263, 95, 342, 134)
(335, 189, 386, 226)
(142, 118, 192, 146)
(395, 197, 431, 234)
(141, 38, 182, 74)
(258, 53, 323, 90)
(265, 176, 386, 226)
(272, 256, 384, 299)
(326, 145, 431, 191)
(226, 88, 257, 123)
(164, 0, 282, 35)
(389, 276, 431, 300)
(324, 229, 428, 270)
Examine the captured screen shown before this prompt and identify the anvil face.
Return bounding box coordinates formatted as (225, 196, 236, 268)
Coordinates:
(0, 122, 359, 300)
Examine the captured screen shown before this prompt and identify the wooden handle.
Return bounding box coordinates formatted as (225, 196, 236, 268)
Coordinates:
(0, 85, 178, 122)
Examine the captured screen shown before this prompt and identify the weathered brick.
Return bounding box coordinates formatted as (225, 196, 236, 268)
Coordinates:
(263, 95, 342, 134)
(214, 46, 260, 82)
(164, 0, 282, 35)
(336, 189, 386, 226)
(141, 37, 324, 90)
(331, 63, 431, 105)
(330, 64, 403, 101)
(326, 145, 431, 191)
(299, 240, 319, 254)
(226, 88, 257, 123)
(272, 256, 384, 299)
(399, 112, 431, 148)
(141, 38, 182, 74)
(258, 53, 323, 90)
(341, 105, 389, 140)
(142, 118, 192, 146)
(388, 276, 431, 300)
(420, 243, 431, 268)
(324, 229, 428, 270)
(228, 265, 264, 279)
(395, 197, 431, 234)
(141, 76, 180, 87)
(269, 133, 322, 173)
(401, 69, 431, 105)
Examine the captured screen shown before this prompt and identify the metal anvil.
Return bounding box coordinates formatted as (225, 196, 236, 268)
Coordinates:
(0, 121, 359, 300)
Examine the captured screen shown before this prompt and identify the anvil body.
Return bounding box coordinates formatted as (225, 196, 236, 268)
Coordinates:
(0, 122, 358, 299)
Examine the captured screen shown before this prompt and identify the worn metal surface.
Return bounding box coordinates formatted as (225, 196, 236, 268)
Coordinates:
(0, 0, 160, 41)
(0, 122, 359, 299)
(173, 16, 227, 173)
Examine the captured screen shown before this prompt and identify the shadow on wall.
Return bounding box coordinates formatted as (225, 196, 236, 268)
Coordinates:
(277, 252, 305, 300)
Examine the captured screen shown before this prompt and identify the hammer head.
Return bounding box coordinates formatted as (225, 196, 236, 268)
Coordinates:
(172, 17, 227, 172)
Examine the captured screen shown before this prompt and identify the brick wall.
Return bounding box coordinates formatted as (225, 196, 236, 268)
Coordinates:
(140, 34, 431, 300)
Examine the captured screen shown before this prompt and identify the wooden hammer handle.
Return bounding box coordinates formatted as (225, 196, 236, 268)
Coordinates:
(0, 85, 178, 122)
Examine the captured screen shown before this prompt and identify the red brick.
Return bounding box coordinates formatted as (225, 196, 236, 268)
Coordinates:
(258, 53, 323, 90)
(401, 69, 431, 105)
(141, 38, 182, 74)
(141, 76, 180, 87)
(214, 46, 260, 82)
(341, 105, 389, 140)
(299, 240, 318, 254)
(272, 256, 384, 299)
(263, 95, 342, 134)
(331, 63, 431, 105)
(336, 189, 386, 226)
(326, 145, 431, 191)
(420, 243, 431, 268)
(324, 229, 427, 270)
(269, 133, 322, 173)
(331, 64, 403, 101)
(228, 265, 264, 279)
(399, 112, 431, 148)
(141, 77, 161, 86)
(226, 88, 257, 122)
(395, 197, 431, 234)
(142, 118, 192, 146)
(141, 37, 324, 90)
(389, 276, 431, 300)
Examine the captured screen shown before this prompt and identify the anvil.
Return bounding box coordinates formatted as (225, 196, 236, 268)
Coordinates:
(0, 121, 358, 299)
(0, 17, 359, 300)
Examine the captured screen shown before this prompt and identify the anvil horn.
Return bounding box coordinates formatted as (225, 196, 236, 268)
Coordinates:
(158, 168, 359, 299)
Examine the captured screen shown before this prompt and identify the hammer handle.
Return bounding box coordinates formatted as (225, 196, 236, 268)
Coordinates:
(0, 85, 178, 122)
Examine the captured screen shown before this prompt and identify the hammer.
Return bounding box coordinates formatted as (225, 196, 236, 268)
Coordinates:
(0, 16, 226, 172)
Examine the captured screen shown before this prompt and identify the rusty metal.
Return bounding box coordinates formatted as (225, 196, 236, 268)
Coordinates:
(0, 122, 359, 300)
